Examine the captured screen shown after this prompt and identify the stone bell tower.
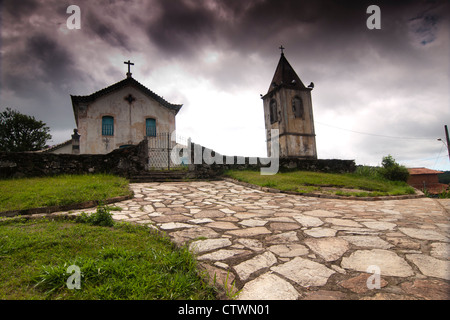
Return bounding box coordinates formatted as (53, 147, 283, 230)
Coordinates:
(262, 47, 317, 159)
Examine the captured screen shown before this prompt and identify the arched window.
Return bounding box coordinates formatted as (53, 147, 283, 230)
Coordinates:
(146, 118, 156, 137)
(292, 96, 304, 118)
(269, 99, 278, 124)
(102, 116, 114, 136)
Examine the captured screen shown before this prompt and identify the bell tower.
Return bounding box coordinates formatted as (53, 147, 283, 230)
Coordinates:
(262, 47, 317, 159)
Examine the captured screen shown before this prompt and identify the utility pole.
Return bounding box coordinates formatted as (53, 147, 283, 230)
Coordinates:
(445, 125, 450, 162)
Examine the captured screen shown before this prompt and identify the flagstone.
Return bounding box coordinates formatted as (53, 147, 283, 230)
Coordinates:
(151, 214, 191, 223)
(268, 244, 309, 257)
(304, 237, 349, 261)
(238, 219, 268, 227)
(233, 252, 277, 281)
(226, 227, 272, 237)
(237, 272, 299, 300)
(399, 227, 448, 242)
(169, 227, 220, 245)
(325, 218, 363, 228)
(340, 235, 393, 249)
(293, 215, 323, 227)
(194, 210, 227, 218)
(158, 222, 195, 230)
(430, 242, 450, 260)
(271, 257, 335, 287)
(338, 273, 388, 294)
(302, 210, 340, 217)
(269, 222, 301, 231)
(198, 249, 251, 261)
(362, 221, 397, 230)
(205, 221, 239, 230)
(400, 279, 450, 300)
(237, 238, 264, 251)
(188, 218, 214, 224)
(304, 227, 337, 238)
(406, 254, 450, 280)
(266, 231, 299, 244)
(189, 238, 232, 254)
(341, 249, 414, 277)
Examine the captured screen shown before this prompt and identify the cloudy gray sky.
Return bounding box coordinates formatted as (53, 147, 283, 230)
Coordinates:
(1, 0, 449, 170)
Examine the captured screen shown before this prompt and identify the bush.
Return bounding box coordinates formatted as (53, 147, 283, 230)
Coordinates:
(76, 204, 115, 227)
(379, 155, 410, 182)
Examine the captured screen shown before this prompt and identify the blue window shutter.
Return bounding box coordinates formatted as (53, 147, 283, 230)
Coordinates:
(146, 118, 156, 137)
(102, 116, 114, 136)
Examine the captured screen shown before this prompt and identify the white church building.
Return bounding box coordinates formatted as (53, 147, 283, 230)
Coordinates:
(47, 61, 182, 154)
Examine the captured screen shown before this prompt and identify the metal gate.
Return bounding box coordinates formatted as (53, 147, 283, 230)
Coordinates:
(147, 132, 188, 170)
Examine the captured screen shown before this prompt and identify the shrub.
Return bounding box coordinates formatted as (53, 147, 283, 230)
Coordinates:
(379, 155, 410, 182)
(76, 204, 115, 227)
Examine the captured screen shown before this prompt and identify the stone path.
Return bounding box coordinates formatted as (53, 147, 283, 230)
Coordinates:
(71, 181, 450, 300)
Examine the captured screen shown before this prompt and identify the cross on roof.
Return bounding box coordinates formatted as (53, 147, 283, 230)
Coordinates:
(279, 45, 285, 54)
(124, 60, 134, 78)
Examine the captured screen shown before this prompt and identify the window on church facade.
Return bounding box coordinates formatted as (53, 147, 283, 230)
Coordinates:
(102, 116, 114, 136)
(270, 99, 278, 124)
(292, 96, 304, 118)
(146, 118, 156, 137)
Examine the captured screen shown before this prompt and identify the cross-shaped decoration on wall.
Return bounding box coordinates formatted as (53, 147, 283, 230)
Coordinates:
(124, 93, 136, 104)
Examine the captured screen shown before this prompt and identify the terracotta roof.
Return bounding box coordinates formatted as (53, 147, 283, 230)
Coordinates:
(266, 53, 307, 95)
(71, 77, 183, 121)
(408, 167, 444, 175)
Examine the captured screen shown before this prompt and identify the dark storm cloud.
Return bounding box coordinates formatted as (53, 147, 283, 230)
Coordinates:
(145, 0, 218, 57)
(85, 10, 131, 50)
(1, 0, 38, 20)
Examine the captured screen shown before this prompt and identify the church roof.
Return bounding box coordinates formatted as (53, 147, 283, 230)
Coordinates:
(265, 53, 307, 95)
(71, 77, 183, 118)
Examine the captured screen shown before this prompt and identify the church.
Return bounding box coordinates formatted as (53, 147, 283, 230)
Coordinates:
(48, 48, 316, 160)
(47, 61, 182, 154)
(262, 47, 317, 159)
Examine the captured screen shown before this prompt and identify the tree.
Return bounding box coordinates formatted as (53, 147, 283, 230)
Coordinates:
(0, 108, 52, 152)
(379, 155, 410, 182)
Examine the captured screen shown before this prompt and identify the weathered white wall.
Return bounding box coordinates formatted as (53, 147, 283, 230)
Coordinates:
(76, 84, 176, 154)
(263, 87, 317, 158)
(48, 143, 73, 154)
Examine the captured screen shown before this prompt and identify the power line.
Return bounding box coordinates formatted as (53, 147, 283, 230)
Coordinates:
(316, 121, 435, 141)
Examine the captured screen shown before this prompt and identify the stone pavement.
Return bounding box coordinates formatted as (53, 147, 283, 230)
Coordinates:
(74, 180, 450, 300)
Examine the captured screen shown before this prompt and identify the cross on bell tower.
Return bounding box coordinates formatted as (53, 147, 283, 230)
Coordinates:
(124, 60, 134, 78)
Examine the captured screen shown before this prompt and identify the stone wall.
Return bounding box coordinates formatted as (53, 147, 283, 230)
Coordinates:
(0, 139, 148, 179)
(189, 143, 355, 179)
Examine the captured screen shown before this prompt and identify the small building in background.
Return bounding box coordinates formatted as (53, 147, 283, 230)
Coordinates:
(407, 167, 448, 194)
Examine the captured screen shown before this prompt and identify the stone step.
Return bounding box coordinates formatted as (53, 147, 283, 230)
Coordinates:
(129, 170, 191, 182)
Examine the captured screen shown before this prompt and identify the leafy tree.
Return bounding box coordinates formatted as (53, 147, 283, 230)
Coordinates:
(379, 155, 410, 182)
(0, 108, 52, 152)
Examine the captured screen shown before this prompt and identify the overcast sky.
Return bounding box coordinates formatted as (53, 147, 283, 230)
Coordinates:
(1, 0, 449, 170)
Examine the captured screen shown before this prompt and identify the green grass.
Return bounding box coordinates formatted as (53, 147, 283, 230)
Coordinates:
(0, 217, 217, 300)
(224, 169, 415, 197)
(0, 174, 132, 212)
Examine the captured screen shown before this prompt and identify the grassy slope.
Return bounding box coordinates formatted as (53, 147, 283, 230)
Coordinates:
(0, 218, 216, 300)
(224, 169, 415, 197)
(0, 174, 132, 212)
